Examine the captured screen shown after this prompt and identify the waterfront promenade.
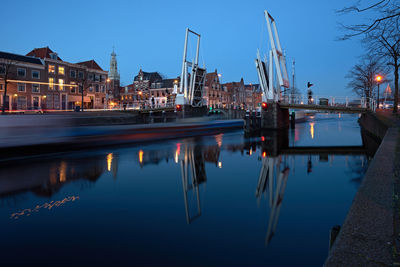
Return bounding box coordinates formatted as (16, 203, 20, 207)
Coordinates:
(325, 111, 400, 266)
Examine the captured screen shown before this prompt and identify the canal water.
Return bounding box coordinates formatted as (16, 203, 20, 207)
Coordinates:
(0, 113, 370, 266)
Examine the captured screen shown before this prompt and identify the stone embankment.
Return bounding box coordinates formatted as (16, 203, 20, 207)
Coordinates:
(325, 111, 400, 267)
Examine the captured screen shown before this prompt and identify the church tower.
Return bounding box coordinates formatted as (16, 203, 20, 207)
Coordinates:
(108, 48, 120, 98)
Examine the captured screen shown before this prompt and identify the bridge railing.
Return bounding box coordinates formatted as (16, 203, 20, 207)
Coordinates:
(281, 94, 375, 111)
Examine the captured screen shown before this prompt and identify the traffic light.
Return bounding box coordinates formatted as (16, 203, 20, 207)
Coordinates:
(307, 82, 313, 88)
(261, 102, 268, 110)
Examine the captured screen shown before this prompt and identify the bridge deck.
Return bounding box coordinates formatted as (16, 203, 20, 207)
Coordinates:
(280, 103, 368, 113)
(139, 107, 175, 114)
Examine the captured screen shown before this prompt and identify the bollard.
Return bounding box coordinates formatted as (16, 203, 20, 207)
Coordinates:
(162, 110, 166, 123)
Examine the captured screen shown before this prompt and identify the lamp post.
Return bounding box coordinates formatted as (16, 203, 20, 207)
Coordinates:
(106, 78, 110, 110)
(138, 91, 143, 110)
(376, 75, 382, 109)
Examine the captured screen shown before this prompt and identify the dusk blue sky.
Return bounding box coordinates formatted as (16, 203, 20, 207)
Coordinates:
(2, 0, 367, 96)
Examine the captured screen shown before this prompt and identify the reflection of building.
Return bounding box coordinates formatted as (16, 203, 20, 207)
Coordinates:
(0, 154, 116, 199)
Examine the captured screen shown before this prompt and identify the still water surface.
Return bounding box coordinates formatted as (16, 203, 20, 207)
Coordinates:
(0, 114, 369, 266)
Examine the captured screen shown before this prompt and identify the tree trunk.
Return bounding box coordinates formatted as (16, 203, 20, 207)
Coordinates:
(394, 57, 398, 113)
(2, 81, 7, 114)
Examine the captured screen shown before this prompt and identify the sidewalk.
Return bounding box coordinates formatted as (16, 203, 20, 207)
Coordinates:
(325, 110, 400, 266)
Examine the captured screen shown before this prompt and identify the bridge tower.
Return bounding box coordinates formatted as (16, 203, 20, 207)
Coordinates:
(175, 28, 207, 117)
(254, 11, 290, 129)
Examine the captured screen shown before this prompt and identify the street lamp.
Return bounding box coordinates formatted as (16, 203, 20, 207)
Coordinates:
(376, 75, 382, 108)
(106, 78, 110, 110)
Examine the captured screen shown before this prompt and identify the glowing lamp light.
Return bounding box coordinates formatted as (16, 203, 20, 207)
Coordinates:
(176, 104, 182, 111)
(138, 91, 143, 95)
(218, 162, 222, 168)
(262, 151, 267, 158)
(261, 136, 265, 142)
(261, 102, 268, 110)
(139, 150, 144, 164)
(376, 75, 382, 82)
(14, 94, 18, 97)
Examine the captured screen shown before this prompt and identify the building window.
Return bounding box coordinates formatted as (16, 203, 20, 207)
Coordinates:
(95, 84, 99, 92)
(17, 68, 26, 77)
(48, 65, 55, 74)
(95, 75, 100, 82)
(101, 85, 105, 93)
(88, 73, 94, 81)
(31, 70, 40, 79)
(59, 79, 64, 90)
(89, 86, 93, 92)
(49, 78, 54, 90)
(0, 83, 3, 91)
(18, 83, 25, 92)
(70, 70, 76, 78)
(0, 66, 5, 74)
(58, 66, 65, 75)
(50, 53, 58, 60)
(78, 71, 84, 79)
(70, 82, 76, 93)
(32, 84, 40, 93)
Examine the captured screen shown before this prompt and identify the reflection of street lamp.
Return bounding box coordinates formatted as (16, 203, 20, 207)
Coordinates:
(376, 75, 382, 108)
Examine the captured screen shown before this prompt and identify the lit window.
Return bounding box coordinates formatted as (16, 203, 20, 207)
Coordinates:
(32, 84, 40, 93)
(48, 65, 55, 74)
(32, 70, 40, 79)
(59, 79, 64, 90)
(17, 68, 26, 77)
(58, 67, 65, 75)
(49, 78, 54, 90)
(18, 83, 25, 92)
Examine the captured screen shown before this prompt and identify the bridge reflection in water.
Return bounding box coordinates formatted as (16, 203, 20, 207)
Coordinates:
(0, 115, 372, 250)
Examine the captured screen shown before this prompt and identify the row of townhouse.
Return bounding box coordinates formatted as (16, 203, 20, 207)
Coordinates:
(0, 47, 108, 111)
(118, 68, 262, 110)
(120, 69, 179, 109)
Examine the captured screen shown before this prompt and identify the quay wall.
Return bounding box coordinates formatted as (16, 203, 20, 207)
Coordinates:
(325, 112, 399, 266)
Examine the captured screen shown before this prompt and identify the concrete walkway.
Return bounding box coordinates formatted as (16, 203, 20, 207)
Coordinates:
(325, 111, 400, 266)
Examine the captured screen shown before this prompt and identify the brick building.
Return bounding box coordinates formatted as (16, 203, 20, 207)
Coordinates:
(204, 69, 226, 109)
(223, 78, 245, 109)
(120, 69, 163, 108)
(149, 78, 179, 108)
(25, 47, 108, 110)
(0, 51, 46, 111)
(244, 83, 262, 110)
